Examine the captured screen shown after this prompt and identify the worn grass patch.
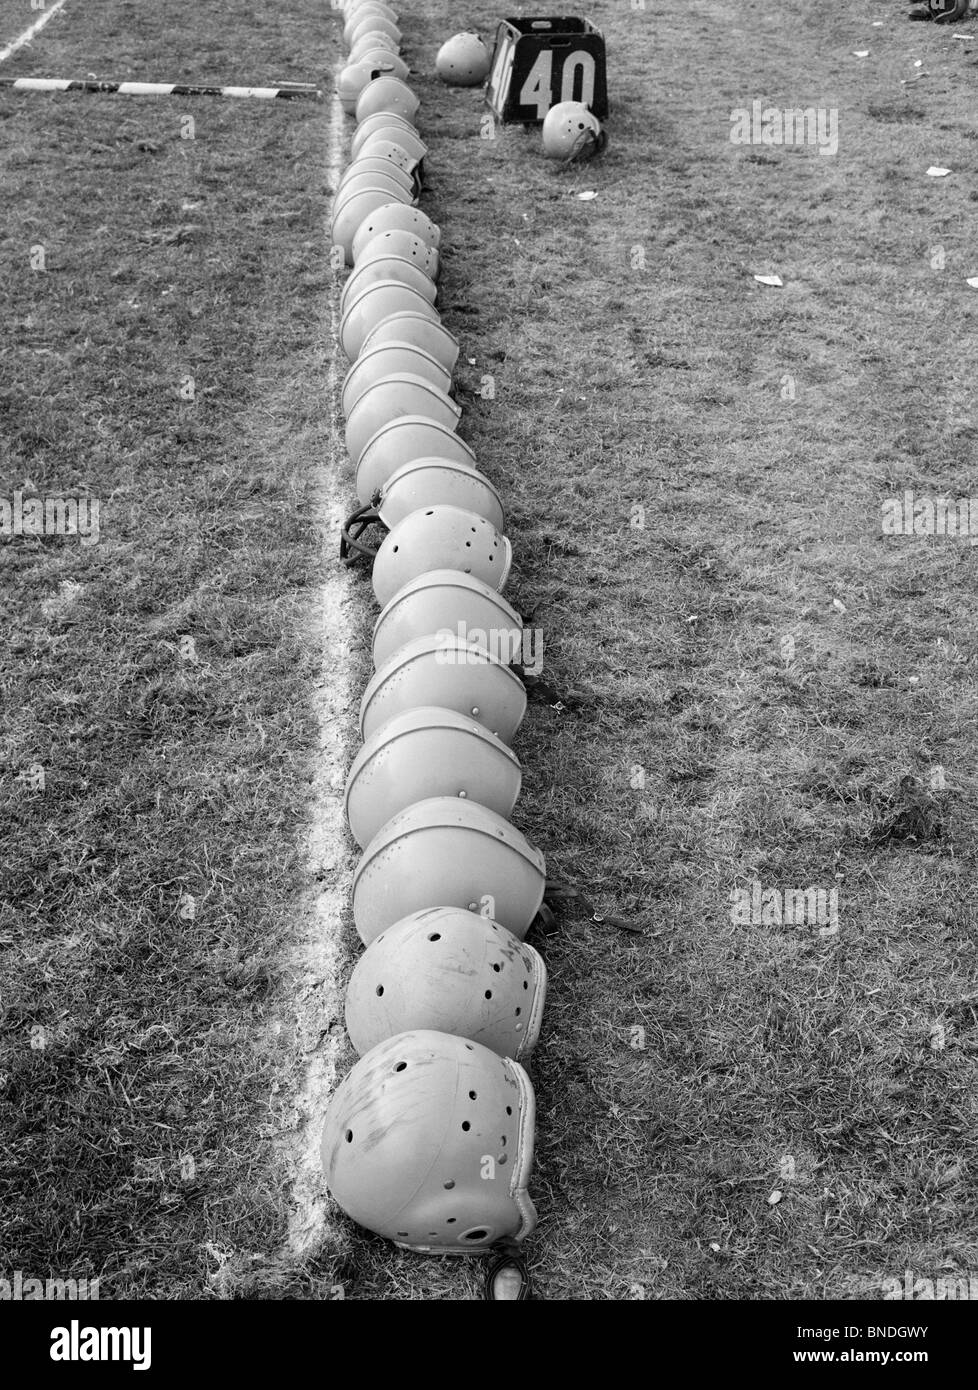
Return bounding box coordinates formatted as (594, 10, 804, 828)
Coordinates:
(0, 0, 357, 1300)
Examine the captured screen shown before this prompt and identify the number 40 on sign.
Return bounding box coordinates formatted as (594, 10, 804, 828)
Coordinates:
(485, 16, 609, 124)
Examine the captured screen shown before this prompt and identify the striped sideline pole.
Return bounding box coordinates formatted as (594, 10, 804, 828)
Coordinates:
(0, 77, 322, 99)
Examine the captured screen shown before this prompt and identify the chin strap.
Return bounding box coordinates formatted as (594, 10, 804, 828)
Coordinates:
(484, 1240, 532, 1301)
(565, 126, 608, 163)
(339, 503, 385, 566)
(536, 879, 643, 935)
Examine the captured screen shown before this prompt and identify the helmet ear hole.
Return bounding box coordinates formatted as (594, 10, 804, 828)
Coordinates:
(344, 908, 547, 1060)
(371, 505, 511, 607)
(321, 1033, 539, 1252)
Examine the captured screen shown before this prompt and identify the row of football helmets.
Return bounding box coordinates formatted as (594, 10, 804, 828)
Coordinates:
(320, 4, 546, 1270)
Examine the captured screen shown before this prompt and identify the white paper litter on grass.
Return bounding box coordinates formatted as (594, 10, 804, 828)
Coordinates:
(577, 190, 598, 200)
(967, 278, 978, 289)
(754, 274, 783, 287)
(853, 50, 869, 57)
(926, 166, 951, 177)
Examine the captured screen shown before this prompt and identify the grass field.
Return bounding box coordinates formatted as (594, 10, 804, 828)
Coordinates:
(2, 0, 978, 1301)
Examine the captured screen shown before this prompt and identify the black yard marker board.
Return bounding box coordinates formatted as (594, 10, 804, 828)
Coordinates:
(486, 17, 609, 124)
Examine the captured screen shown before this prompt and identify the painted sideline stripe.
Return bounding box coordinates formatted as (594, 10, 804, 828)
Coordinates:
(0, 0, 70, 66)
(0, 77, 322, 99)
(285, 62, 355, 1261)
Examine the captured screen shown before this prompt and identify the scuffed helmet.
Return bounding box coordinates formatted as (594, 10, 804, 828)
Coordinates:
(341, 457, 503, 566)
(353, 49, 410, 82)
(355, 126, 428, 166)
(338, 59, 399, 116)
(351, 113, 421, 157)
(356, 415, 475, 504)
(340, 282, 439, 361)
(344, 705, 522, 847)
(435, 33, 491, 86)
(340, 259, 435, 327)
(377, 457, 503, 531)
(339, 256, 436, 319)
(372, 568, 523, 669)
(345, 908, 546, 1058)
(360, 311, 457, 371)
(331, 188, 413, 266)
(359, 633, 527, 743)
(348, 32, 400, 63)
(351, 136, 420, 178)
(345, 374, 459, 467)
(336, 160, 415, 204)
(320, 1030, 537, 1253)
(355, 228, 438, 278)
(341, 342, 451, 417)
(541, 100, 604, 161)
(334, 167, 415, 209)
(352, 797, 546, 941)
(355, 75, 419, 124)
(347, 14, 402, 50)
(341, 143, 417, 182)
(372, 505, 510, 607)
(351, 203, 441, 258)
(343, 4, 399, 46)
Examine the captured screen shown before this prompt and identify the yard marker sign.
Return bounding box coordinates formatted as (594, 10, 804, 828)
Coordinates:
(486, 16, 608, 124)
(0, 77, 322, 100)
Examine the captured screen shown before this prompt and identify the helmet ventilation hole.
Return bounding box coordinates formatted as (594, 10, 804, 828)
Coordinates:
(506, 1106, 513, 1115)
(428, 932, 441, 941)
(464, 1230, 488, 1242)
(468, 1090, 477, 1100)
(465, 1043, 474, 1051)
(523, 981, 528, 990)
(491, 963, 501, 972)
(396, 1231, 409, 1237)
(498, 1153, 507, 1166)
(376, 984, 384, 996)
(515, 1007, 521, 1016)
(465, 541, 471, 547)
(461, 1120, 471, 1131)
(392, 544, 398, 552)
(447, 1217, 457, 1224)
(444, 1179, 455, 1189)
(484, 990, 492, 999)
(394, 1061, 407, 1072)
(345, 1130, 354, 1142)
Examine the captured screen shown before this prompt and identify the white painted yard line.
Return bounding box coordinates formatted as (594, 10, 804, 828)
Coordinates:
(0, 0, 70, 65)
(286, 69, 356, 1261)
